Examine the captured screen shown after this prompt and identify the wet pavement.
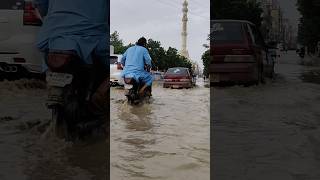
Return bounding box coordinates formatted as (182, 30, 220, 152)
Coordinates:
(212, 51, 320, 180)
(0, 79, 107, 180)
(111, 80, 210, 180)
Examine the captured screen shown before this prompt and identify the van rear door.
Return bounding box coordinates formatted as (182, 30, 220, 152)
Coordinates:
(211, 21, 253, 63)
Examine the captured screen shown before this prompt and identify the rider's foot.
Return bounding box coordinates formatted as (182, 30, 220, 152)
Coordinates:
(139, 84, 148, 96)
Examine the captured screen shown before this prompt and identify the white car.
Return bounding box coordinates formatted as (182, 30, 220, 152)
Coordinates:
(110, 54, 124, 86)
(0, 0, 43, 80)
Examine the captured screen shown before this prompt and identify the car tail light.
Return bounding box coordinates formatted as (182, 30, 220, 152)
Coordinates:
(23, 1, 42, 26)
(117, 63, 123, 70)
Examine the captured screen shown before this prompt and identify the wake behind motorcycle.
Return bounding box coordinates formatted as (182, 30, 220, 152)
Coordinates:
(45, 52, 106, 140)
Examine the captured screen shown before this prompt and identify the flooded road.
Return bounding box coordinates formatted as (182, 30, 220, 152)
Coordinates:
(111, 80, 210, 180)
(212, 51, 320, 180)
(0, 79, 107, 180)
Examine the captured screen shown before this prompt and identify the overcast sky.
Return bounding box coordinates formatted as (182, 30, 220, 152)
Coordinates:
(110, 0, 210, 69)
(278, 0, 301, 32)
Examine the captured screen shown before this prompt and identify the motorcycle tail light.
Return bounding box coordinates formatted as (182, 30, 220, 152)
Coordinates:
(13, 57, 26, 63)
(124, 78, 133, 84)
(117, 63, 123, 70)
(47, 53, 73, 71)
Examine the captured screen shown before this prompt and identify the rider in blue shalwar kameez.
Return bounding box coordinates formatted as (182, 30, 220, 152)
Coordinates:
(121, 37, 153, 95)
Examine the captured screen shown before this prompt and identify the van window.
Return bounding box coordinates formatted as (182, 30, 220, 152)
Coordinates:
(0, 0, 24, 10)
(211, 22, 244, 43)
(110, 56, 118, 64)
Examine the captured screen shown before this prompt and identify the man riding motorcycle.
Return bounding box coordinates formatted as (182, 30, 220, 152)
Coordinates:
(121, 37, 153, 96)
(35, 0, 109, 138)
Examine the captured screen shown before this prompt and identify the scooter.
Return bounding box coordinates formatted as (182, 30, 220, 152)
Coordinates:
(45, 52, 106, 140)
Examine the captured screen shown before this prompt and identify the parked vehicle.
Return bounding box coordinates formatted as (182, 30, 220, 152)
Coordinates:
(0, 0, 43, 80)
(163, 67, 194, 89)
(110, 54, 124, 86)
(151, 71, 164, 81)
(210, 20, 274, 85)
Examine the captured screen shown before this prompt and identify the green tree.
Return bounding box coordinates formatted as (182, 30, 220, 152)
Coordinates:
(297, 0, 320, 52)
(146, 39, 192, 71)
(110, 33, 192, 71)
(212, 0, 263, 27)
(146, 39, 166, 70)
(202, 50, 210, 77)
(110, 31, 127, 54)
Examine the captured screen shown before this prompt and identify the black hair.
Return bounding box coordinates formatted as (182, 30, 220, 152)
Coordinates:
(136, 37, 147, 47)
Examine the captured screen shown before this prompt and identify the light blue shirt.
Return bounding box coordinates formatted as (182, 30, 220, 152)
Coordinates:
(35, 0, 108, 65)
(121, 45, 152, 72)
(121, 45, 153, 85)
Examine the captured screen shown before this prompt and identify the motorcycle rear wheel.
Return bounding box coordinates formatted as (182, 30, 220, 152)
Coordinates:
(52, 106, 70, 140)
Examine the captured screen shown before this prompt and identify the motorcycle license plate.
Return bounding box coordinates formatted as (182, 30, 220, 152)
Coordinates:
(124, 84, 133, 90)
(46, 71, 73, 87)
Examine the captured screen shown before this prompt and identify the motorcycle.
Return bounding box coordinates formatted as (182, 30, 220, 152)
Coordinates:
(123, 65, 151, 105)
(45, 52, 106, 140)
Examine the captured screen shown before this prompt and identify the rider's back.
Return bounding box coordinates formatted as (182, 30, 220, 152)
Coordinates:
(36, 0, 108, 63)
(122, 45, 150, 72)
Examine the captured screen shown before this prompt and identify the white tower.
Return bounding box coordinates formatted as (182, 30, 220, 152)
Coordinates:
(180, 0, 190, 59)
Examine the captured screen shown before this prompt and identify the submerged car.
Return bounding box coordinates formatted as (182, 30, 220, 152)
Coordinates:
(0, 0, 43, 80)
(163, 67, 194, 89)
(210, 20, 274, 85)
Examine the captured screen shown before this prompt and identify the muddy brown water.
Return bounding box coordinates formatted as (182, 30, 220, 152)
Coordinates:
(111, 80, 210, 180)
(0, 79, 209, 180)
(0, 79, 107, 180)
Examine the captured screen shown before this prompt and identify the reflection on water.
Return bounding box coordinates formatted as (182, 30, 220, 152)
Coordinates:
(111, 80, 210, 180)
(0, 80, 107, 180)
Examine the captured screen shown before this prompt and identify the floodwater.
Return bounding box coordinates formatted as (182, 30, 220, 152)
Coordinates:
(111, 80, 210, 180)
(211, 51, 320, 179)
(0, 79, 107, 180)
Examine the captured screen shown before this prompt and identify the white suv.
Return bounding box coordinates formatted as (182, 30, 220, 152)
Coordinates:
(110, 54, 124, 86)
(0, 0, 43, 80)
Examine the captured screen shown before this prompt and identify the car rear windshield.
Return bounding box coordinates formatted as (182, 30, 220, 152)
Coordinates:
(211, 22, 244, 44)
(110, 56, 118, 64)
(0, 0, 24, 10)
(166, 68, 189, 75)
